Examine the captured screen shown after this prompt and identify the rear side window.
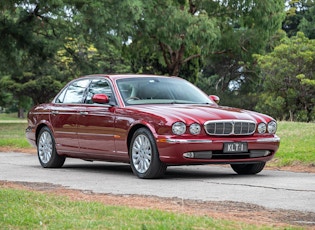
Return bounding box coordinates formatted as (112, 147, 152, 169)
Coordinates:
(56, 79, 90, 104)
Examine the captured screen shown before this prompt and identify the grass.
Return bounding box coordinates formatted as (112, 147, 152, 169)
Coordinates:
(275, 121, 315, 166)
(0, 112, 26, 121)
(0, 188, 290, 230)
(0, 112, 30, 148)
(0, 123, 31, 148)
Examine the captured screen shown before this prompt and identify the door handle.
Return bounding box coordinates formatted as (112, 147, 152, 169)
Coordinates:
(51, 110, 59, 115)
(79, 111, 88, 116)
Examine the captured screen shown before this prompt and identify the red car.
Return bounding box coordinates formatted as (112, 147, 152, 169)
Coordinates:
(26, 74, 280, 178)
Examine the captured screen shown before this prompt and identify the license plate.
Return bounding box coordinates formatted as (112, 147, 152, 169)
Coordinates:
(223, 142, 248, 153)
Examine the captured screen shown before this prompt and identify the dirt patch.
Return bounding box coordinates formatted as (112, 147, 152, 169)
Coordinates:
(267, 158, 315, 173)
(1, 181, 315, 229)
(0, 147, 36, 154)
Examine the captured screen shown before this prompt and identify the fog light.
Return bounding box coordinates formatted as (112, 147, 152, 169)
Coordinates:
(264, 150, 271, 156)
(249, 150, 271, 158)
(183, 152, 194, 158)
(183, 151, 213, 159)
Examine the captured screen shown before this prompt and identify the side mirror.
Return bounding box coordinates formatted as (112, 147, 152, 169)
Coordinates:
(92, 94, 109, 104)
(209, 95, 220, 104)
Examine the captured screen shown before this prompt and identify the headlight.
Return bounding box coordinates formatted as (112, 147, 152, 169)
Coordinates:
(172, 122, 186, 135)
(189, 123, 201, 135)
(257, 123, 266, 134)
(267, 121, 277, 134)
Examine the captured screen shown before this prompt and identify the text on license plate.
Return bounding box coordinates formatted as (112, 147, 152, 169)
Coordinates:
(223, 142, 248, 153)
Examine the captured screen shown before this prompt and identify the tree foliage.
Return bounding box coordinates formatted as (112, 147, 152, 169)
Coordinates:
(179, 0, 285, 112)
(128, 0, 220, 79)
(0, 0, 314, 122)
(255, 32, 315, 122)
(298, 4, 315, 39)
(282, 0, 315, 38)
(0, 0, 134, 110)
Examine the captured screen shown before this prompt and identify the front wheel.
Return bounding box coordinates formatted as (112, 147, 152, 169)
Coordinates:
(130, 128, 166, 179)
(230, 162, 266, 175)
(37, 126, 65, 168)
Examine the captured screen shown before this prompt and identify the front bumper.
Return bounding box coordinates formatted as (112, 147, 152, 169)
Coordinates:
(156, 135, 280, 165)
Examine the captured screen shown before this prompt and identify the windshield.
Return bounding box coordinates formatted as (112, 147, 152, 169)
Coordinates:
(117, 77, 214, 105)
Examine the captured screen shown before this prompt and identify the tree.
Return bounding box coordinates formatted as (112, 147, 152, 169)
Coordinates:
(298, 4, 315, 39)
(282, 0, 315, 38)
(177, 0, 284, 111)
(0, 1, 74, 102)
(128, 0, 285, 92)
(0, 0, 134, 111)
(200, 0, 285, 96)
(255, 32, 315, 122)
(129, 0, 220, 78)
(0, 0, 287, 114)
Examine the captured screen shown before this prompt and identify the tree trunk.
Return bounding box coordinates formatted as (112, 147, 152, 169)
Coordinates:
(18, 107, 24, 119)
(289, 110, 293, 121)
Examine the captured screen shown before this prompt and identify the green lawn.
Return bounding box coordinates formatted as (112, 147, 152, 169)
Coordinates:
(275, 121, 315, 166)
(0, 188, 290, 230)
(0, 123, 31, 148)
(0, 112, 26, 121)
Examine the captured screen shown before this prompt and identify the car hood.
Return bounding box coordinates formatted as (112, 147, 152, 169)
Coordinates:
(132, 104, 274, 124)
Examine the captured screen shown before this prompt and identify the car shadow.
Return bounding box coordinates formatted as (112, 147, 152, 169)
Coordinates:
(70, 162, 267, 179)
(37, 160, 268, 179)
(164, 166, 237, 179)
(64, 164, 132, 174)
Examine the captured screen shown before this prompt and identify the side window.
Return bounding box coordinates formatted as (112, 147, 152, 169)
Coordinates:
(55, 88, 66, 103)
(85, 79, 113, 104)
(59, 79, 90, 104)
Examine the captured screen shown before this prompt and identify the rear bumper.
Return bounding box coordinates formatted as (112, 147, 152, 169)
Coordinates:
(25, 126, 37, 147)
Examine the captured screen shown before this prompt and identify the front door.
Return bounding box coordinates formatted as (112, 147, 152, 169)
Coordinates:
(77, 105, 116, 156)
(77, 79, 118, 159)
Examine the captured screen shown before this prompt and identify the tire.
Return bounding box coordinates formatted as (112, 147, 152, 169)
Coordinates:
(230, 162, 266, 175)
(37, 126, 65, 168)
(130, 128, 166, 179)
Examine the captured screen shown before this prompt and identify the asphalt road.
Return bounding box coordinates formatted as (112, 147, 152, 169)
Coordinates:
(1, 152, 314, 213)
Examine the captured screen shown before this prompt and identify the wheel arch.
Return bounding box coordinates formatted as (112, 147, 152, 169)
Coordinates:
(35, 123, 52, 145)
(127, 123, 157, 155)
(128, 124, 166, 179)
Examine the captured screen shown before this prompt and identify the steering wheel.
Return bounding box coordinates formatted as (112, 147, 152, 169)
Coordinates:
(126, 96, 140, 101)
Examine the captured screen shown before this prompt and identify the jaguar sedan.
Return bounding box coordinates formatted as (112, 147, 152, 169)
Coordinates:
(26, 74, 280, 178)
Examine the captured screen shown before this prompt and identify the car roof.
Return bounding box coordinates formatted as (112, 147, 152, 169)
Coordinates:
(77, 74, 175, 81)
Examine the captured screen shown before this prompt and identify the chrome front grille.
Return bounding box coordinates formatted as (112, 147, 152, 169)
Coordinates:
(204, 120, 256, 136)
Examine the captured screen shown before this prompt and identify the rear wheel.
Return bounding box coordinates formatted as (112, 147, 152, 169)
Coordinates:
(37, 126, 65, 168)
(230, 162, 266, 175)
(130, 128, 166, 179)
